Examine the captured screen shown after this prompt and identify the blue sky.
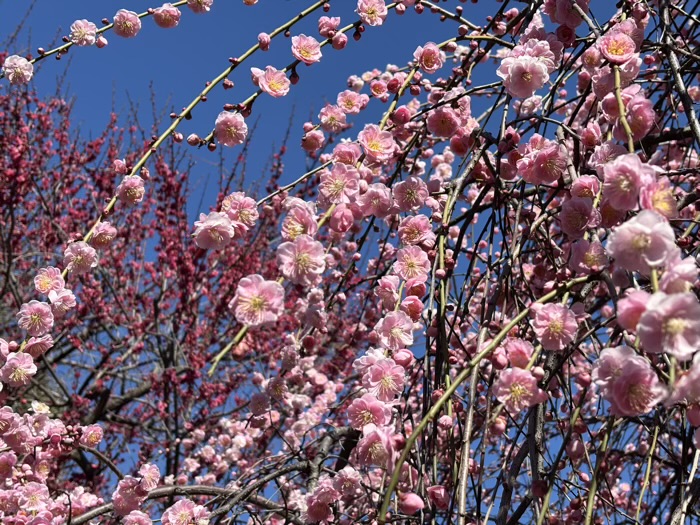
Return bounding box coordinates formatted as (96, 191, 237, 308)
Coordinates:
(0, 0, 494, 215)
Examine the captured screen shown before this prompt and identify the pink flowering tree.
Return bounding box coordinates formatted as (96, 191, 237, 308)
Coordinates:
(2, 1, 700, 524)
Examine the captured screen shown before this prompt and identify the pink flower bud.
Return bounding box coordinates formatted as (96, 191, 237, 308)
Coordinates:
(398, 492, 425, 515)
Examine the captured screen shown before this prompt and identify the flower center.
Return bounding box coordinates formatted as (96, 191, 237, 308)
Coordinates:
(632, 233, 651, 251)
(548, 319, 564, 335)
(665, 317, 687, 336)
(509, 383, 527, 402)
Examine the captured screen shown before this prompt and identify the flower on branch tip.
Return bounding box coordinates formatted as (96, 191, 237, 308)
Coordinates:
(2, 55, 33, 85)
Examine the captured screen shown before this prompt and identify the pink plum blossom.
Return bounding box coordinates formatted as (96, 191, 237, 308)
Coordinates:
(161, 499, 209, 525)
(493, 367, 548, 414)
(24, 335, 54, 359)
(594, 351, 666, 417)
(393, 246, 430, 282)
(427, 107, 461, 138)
(357, 124, 396, 163)
(616, 290, 650, 332)
(137, 463, 160, 492)
(356, 183, 394, 218)
(606, 210, 679, 275)
(220, 191, 258, 235)
(80, 424, 104, 448)
(153, 4, 181, 28)
(187, 0, 214, 14)
(113, 10, 141, 38)
(602, 153, 655, 211)
(281, 205, 318, 240)
(374, 311, 414, 350)
(640, 178, 677, 219)
(375, 275, 400, 310)
(91, 221, 118, 248)
(660, 254, 697, 293)
(498, 56, 550, 98)
(569, 239, 609, 275)
(229, 274, 285, 326)
(357, 0, 388, 26)
(318, 104, 347, 133)
(319, 163, 360, 204)
(193, 212, 235, 250)
(559, 197, 599, 239)
(398, 492, 425, 515)
(0, 352, 37, 387)
(2, 55, 33, 85)
(347, 393, 393, 429)
(337, 90, 368, 114)
(49, 288, 77, 317)
(598, 32, 637, 64)
(503, 338, 534, 368)
(251, 66, 290, 98)
(112, 476, 147, 516)
(398, 215, 435, 246)
(69, 19, 98, 46)
(318, 16, 340, 38)
(291, 34, 322, 64)
(276, 234, 326, 287)
(363, 358, 405, 401)
(117, 175, 146, 206)
(637, 292, 700, 360)
(531, 303, 577, 351)
(17, 300, 54, 337)
(516, 134, 567, 185)
(414, 42, 444, 73)
(355, 424, 395, 469)
(34, 267, 65, 294)
(215, 112, 248, 147)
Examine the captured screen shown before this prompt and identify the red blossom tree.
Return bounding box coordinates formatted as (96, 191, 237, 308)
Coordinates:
(2, 1, 700, 524)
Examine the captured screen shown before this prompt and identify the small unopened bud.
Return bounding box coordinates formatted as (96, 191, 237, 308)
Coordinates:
(331, 32, 348, 50)
(186, 133, 201, 146)
(222, 78, 234, 89)
(257, 32, 271, 51)
(172, 132, 183, 143)
(96, 36, 108, 48)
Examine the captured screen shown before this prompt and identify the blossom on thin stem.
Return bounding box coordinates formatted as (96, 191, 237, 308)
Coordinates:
(69, 20, 98, 46)
(229, 274, 285, 326)
(113, 10, 141, 38)
(2, 55, 33, 85)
